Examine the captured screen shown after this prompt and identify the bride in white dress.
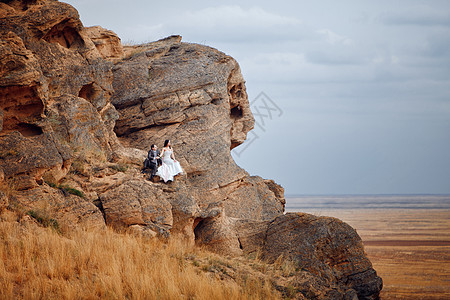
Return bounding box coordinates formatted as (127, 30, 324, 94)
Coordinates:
(156, 139, 183, 182)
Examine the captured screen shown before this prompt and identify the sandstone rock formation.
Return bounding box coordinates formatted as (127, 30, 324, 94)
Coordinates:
(84, 26, 123, 61)
(241, 213, 382, 298)
(0, 0, 382, 298)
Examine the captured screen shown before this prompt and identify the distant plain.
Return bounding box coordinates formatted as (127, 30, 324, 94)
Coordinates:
(286, 195, 450, 299)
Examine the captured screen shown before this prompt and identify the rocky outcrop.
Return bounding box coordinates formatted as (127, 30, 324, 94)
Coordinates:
(0, 30, 44, 137)
(0, 131, 72, 188)
(111, 36, 285, 223)
(100, 179, 173, 232)
(84, 26, 123, 60)
(239, 213, 382, 299)
(0, 1, 382, 298)
(10, 184, 105, 230)
(0, 0, 117, 227)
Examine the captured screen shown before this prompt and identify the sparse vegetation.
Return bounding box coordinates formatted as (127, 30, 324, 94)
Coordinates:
(69, 157, 88, 176)
(110, 163, 128, 173)
(46, 181, 85, 198)
(122, 39, 138, 46)
(46, 113, 63, 128)
(61, 185, 85, 198)
(274, 255, 298, 277)
(69, 147, 108, 176)
(26, 210, 60, 232)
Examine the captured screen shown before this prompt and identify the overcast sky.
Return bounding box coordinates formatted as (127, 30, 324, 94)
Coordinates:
(64, 0, 450, 195)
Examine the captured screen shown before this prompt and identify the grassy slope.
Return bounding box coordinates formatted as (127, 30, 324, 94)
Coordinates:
(0, 212, 281, 300)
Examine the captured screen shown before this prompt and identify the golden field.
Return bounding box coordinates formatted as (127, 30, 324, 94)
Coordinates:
(0, 212, 278, 300)
(308, 209, 450, 299)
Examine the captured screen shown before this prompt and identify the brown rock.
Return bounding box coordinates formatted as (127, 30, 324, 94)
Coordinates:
(0, 31, 44, 137)
(10, 184, 105, 230)
(0, 0, 119, 152)
(193, 214, 242, 256)
(0, 190, 7, 211)
(264, 178, 286, 204)
(233, 218, 269, 253)
(13, 174, 40, 190)
(0, 131, 72, 185)
(0, 31, 42, 86)
(46, 94, 113, 161)
(0, 0, 118, 143)
(233, 214, 378, 298)
(84, 26, 123, 60)
(0, 83, 44, 137)
(0, 0, 116, 231)
(161, 178, 201, 241)
(219, 176, 285, 221)
(233, 213, 382, 298)
(99, 179, 173, 233)
(112, 146, 147, 165)
(260, 213, 382, 299)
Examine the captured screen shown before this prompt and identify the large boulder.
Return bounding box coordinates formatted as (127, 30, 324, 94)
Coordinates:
(100, 179, 173, 232)
(46, 94, 115, 161)
(263, 213, 382, 299)
(235, 213, 383, 299)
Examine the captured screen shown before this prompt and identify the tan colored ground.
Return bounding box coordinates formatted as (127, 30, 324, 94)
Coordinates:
(304, 209, 450, 299)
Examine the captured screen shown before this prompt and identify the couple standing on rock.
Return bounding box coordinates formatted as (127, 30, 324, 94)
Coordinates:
(144, 139, 183, 182)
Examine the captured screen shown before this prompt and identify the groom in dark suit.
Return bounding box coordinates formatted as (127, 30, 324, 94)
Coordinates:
(145, 144, 161, 180)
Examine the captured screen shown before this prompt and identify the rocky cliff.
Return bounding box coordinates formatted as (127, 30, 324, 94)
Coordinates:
(0, 0, 382, 298)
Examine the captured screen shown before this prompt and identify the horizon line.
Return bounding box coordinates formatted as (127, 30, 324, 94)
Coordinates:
(285, 193, 450, 197)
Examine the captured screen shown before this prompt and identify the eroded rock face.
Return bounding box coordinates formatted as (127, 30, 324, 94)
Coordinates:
(111, 37, 284, 224)
(100, 179, 173, 231)
(46, 94, 114, 161)
(0, 0, 120, 228)
(0, 1, 382, 298)
(84, 26, 123, 60)
(264, 213, 382, 299)
(0, 30, 44, 137)
(10, 184, 105, 230)
(235, 213, 383, 299)
(0, 131, 72, 188)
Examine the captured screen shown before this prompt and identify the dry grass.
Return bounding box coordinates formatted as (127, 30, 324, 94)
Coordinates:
(0, 218, 279, 300)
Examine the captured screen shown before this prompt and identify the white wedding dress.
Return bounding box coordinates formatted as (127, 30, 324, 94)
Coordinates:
(156, 149, 183, 182)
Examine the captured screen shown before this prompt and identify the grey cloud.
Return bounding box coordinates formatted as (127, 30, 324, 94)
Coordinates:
(422, 32, 450, 57)
(379, 6, 450, 27)
(305, 50, 368, 66)
(146, 5, 318, 45)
